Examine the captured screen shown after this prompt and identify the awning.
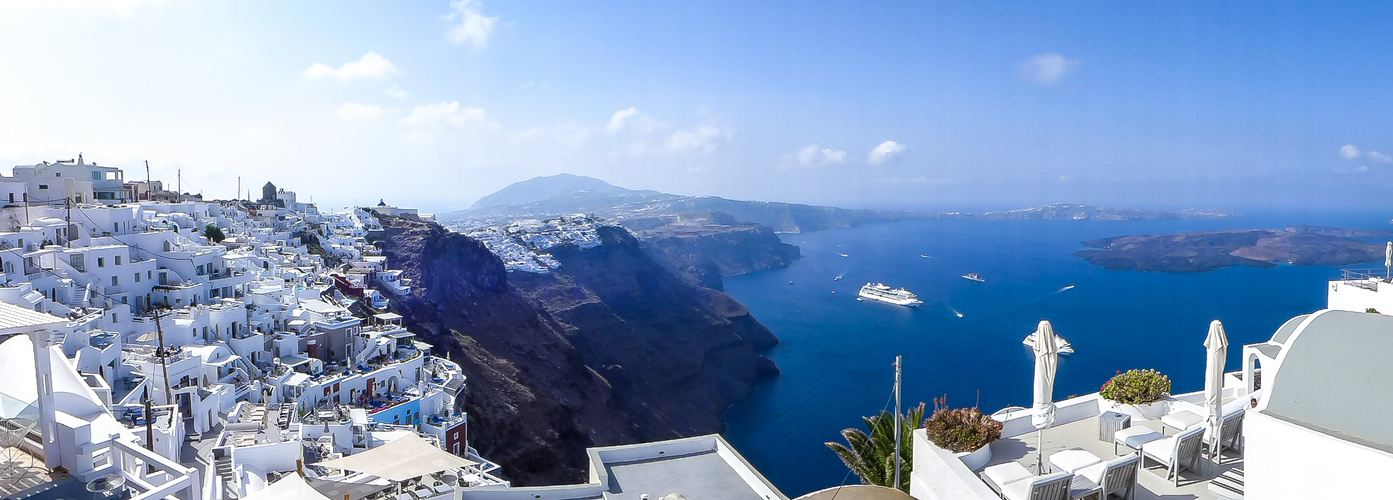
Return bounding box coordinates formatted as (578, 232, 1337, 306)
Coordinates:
(318, 434, 477, 481)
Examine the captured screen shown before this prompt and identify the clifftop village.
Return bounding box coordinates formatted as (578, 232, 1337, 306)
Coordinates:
(0, 155, 791, 500)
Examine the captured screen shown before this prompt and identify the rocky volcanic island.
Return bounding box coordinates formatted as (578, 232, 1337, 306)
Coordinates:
(1075, 226, 1393, 272)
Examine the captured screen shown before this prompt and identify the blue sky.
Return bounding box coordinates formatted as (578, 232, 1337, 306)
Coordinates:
(2, 1, 1391, 213)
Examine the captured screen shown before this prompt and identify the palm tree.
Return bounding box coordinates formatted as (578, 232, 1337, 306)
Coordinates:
(825, 402, 925, 492)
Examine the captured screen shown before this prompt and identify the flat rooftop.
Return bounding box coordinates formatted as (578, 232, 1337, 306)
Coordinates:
(603, 450, 765, 500)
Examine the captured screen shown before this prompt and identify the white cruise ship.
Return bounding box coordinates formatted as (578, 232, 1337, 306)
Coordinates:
(858, 282, 924, 307)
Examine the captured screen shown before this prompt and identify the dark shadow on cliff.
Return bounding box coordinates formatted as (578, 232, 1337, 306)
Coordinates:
(367, 214, 778, 486)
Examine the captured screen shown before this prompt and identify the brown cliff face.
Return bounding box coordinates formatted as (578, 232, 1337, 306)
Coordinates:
(368, 215, 778, 486)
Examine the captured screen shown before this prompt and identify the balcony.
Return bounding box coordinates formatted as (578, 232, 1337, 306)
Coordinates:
(914, 388, 1248, 500)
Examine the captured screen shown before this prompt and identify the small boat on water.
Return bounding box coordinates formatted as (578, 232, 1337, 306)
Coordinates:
(837, 253, 849, 258)
(920, 254, 932, 258)
(962, 272, 985, 283)
(1022, 331, 1074, 354)
(834, 275, 843, 281)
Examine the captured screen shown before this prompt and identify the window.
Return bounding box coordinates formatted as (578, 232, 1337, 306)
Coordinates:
(113, 223, 118, 233)
(134, 273, 140, 283)
(3, 262, 11, 274)
(147, 270, 152, 280)
(111, 276, 118, 286)
(38, 184, 47, 190)
(112, 313, 118, 322)
(71, 254, 85, 272)
(55, 173, 61, 177)
(115, 256, 121, 265)
(97, 257, 105, 268)
(92, 172, 101, 180)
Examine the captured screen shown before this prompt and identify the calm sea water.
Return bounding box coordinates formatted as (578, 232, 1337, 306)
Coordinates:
(720, 211, 1389, 496)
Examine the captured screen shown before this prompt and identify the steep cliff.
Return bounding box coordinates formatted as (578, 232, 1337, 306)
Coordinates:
(367, 215, 778, 486)
(625, 214, 801, 290)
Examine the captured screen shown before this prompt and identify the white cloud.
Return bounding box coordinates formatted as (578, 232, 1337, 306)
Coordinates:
(304, 52, 399, 81)
(606, 108, 656, 133)
(1019, 53, 1081, 85)
(1340, 144, 1361, 160)
(868, 140, 907, 165)
(446, 0, 498, 48)
(794, 145, 846, 165)
(337, 103, 383, 121)
(1369, 151, 1392, 164)
(1334, 165, 1370, 174)
(401, 101, 490, 128)
(666, 124, 732, 152)
(385, 86, 409, 99)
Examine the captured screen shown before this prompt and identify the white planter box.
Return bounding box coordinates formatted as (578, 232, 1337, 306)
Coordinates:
(1103, 400, 1168, 420)
(954, 442, 993, 471)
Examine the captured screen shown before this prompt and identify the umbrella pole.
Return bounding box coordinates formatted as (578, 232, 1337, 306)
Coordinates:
(1037, 428, 1044, 472)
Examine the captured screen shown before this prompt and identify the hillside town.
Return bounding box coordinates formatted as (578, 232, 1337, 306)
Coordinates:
(0, 157, 794, 500)
(457, 215, 604, 274)
(1, 156, 1391, 500)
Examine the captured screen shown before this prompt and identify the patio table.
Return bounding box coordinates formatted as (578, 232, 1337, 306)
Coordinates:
(1098, 411, 1130, 442)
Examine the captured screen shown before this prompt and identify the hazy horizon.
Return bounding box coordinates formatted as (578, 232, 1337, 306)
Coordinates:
(4, 1, 1393, 215)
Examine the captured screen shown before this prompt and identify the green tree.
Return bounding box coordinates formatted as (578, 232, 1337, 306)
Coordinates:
(203, 224, 226, 243)
(825, 402, 925, 492)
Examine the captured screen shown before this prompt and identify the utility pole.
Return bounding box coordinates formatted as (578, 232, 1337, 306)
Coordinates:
(145, 160, 151, 201)
(237, 177, 241, 205)
(64, 197, 71, 248)
(893, 355, 902, 491)
(155, 309, 173, 406)
(177, 169, 181, 196)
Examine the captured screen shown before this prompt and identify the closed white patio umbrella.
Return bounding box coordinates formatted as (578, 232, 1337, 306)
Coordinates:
(1032, 320, 1059, 471)
(1204, 320, 1228, 462)
(1385, 241, 1391, 279)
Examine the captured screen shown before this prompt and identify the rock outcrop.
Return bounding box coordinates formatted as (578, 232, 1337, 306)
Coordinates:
(1075, 228, 1385, 272)
(367, 214, 778, 486)
(624, 213, 801, 290)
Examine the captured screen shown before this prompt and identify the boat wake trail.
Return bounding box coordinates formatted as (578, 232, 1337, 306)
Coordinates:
(947, 305, 964, 318)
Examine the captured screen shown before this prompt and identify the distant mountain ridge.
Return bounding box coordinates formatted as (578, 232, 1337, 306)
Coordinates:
(447, 175, 1234, 231)
(447, 174, 932, 233)
(468, 173, 666, 211)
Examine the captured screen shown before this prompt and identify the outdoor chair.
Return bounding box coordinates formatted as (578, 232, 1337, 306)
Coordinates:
(1160, 410, 1203, 435)
(1075, 454, 1141, 500)
(1141, 426, 1205, 486)
(1211, 410, 1245, 463)
(981, 462, 1071, 500)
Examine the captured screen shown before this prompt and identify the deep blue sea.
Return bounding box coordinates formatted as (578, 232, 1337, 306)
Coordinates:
(720, 210, 1390, 496)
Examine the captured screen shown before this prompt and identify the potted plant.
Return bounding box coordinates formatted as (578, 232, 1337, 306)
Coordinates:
(924, 396, 1003, 471)
(1100, 369, 1172, 419)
